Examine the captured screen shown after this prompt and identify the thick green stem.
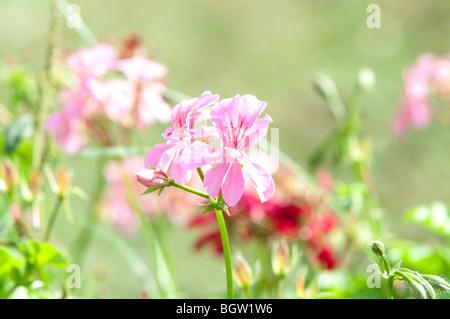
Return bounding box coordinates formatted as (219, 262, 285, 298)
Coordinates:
(386, 276, 394, 299)
(215, 208, 234, 299)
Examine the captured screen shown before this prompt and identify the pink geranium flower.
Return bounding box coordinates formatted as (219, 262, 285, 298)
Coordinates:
(144, 91, 219, 185)
(392, 53, 450, 137)
(182, 94, 275, 207)
(67, 44, 118, 77)
(115, 56, 167, 83)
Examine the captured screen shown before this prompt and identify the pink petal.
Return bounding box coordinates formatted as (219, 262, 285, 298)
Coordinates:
(241, 115, 273, 149)
(115, 56, 167, 83)
(222, 161, 245, 207)
(242, 156, 275, 203)
(144, 143, 178, 172)
(179, 141, 222, 170)
(170, 159, 192, 185)
(204, 163, 231, 199)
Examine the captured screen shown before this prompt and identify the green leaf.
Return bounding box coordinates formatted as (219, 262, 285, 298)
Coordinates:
(141, 187, 160, 195)
(200, 203, 216, 214)
(19, 240, 69, 269)
(3, 114, 34, 156)
(0, 246, 23, 279)
(392, 259, 402, 273)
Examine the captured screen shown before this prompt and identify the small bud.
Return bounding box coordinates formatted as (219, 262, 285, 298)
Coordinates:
(371, 240, 386, 258)
(56, 169, 71, 197)
(357, 68, 376, 91)
(272, 239, 291, 278)
(0, 161, 18, 190)
(136, 168, 169, 189)
(29, 170, 42, 196)
(11, 204, 21, 221)
(234, 254, 253, 288)
(295, 269, 307, 299)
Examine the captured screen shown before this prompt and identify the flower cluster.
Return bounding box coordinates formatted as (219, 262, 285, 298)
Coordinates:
(392, 53, 450, 137)
(47, 41, 171, 154)
(140, 91, 275, 207)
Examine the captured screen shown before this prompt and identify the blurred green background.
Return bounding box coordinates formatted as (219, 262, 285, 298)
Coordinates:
(1, 0, 450, 298)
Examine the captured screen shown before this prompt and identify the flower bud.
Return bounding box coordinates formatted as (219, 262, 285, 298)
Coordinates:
(56, 169, 71, 197)
(11, 204, 21, 221)
(272, 239, 292, 278)
(357, 68, 376, 92)
(136, 168, 169, 189)
(295, 269, 307, 299)
(371, 240, 386, 258)
(29, 170, 42, 196)
(234, 254, 253, 288)
(0, 161, 18, 191)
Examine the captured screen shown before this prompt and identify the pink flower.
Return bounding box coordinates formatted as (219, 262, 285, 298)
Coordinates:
(136, 168, 169, 188)
(144, 91, 219, 185)
(115, 56, 167, 83)
(46, 104, 87, 154)
(67, 44, 118, 77)
(134, 83, 172, 128)
(46, 75, 108, 153)
(182, 94, 275, 207)
(392, 54, 435, 137)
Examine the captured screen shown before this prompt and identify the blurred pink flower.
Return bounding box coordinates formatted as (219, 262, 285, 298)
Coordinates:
(116, 56, 167, 83)
(144, 91, 219, 185)
(46, 75, 108, 153)
(183, 94, 274, 207)
(67, 44, 118, 77)
(392, 53, 450, 137)
(49, 44, 172, 154)
(46, 104, 87, 154)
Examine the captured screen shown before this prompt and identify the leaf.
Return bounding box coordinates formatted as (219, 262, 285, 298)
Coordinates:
(141, 187, 160, 195)
(3, 114, 34, 156)
(392, 259, 402, 273)
(0, 246, 23, 279)
(200, 203, 216, 214)
(19, 240, 69, 269)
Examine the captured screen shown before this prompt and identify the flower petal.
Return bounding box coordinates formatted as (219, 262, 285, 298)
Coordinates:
(171, 159, 192, 185)
(144, 143, 178, 172)
(180, 141, 222, 170)
(203, 163, 231, 199)
(222, 161, 245, 207)
(242, 156, 275, 203)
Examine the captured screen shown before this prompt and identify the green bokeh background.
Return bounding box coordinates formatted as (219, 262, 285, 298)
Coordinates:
(1, 0, 449, 298)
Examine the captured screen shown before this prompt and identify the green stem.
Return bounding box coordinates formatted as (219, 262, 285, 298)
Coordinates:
(243, 285, 252, 299)
(44, 195, 63, 242)
(386, 275, 394, 299)
(171, 181, 213, 201)
(196, 167, 205, 182)
(215, 208, 234, 299)
(275, 278, 284, 299)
